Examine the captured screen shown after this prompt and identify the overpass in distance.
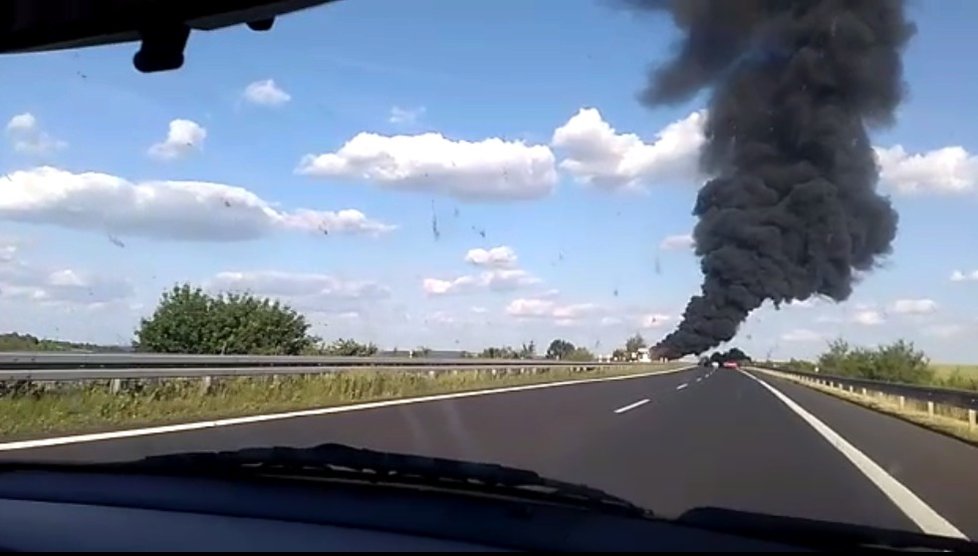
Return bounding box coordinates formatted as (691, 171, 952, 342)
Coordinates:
(2, 366, 977, 539)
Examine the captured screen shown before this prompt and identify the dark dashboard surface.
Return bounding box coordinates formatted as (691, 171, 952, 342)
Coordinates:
(0, 469, 808, 552)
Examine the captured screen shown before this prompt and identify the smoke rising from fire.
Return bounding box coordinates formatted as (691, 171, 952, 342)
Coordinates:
(628, 0, 915, 357)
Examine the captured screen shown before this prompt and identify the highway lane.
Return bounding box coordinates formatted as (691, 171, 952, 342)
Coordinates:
(759, 372, 978, 539)
(2, 365, 976, 537)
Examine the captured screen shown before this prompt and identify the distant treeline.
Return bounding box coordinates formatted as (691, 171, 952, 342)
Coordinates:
(0, 332, 129, 353)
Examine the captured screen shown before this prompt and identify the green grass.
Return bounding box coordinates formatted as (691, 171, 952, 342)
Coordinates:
(930, 364, 978, 391)
(0, 363, 679, 441)
(931, 363, 978, 380)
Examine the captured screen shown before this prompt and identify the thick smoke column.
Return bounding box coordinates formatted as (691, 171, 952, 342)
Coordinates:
(633, 0, 915, 358)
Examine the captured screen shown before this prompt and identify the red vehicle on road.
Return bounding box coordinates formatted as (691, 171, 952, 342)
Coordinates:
(722, 361, 739, 369)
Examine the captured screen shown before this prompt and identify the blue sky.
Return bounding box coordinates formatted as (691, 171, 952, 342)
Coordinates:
(1, 0, 976, 361)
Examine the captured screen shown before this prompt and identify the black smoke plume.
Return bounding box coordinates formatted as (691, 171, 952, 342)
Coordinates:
(631, 0, 915, 358)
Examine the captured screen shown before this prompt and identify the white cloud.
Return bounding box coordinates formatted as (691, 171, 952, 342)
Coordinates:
(464, 246, 517, 268)
(6, 113, 35, 133)
(422, 276, 478, 296)
(242, 79, 291, 107)
(889, 298, 938, 315)
(389, 106, 425, 125)
(0, 241, 16, 262)
(0, 166, 394, 241)
(0, 250, 131, 306)
(506, 298, 606, 322)
(852, 309, 884, 326)
(600, 316, 623, 327)
(209, 270, 389, 312)
(148, 119, 206, 160)
(539, 111, 978, 196)
(951, 269, 978, 282)
(552, 108, 705, 190)
(875, 145, 978, 194)
(422, 269, 540, 296)
(425, 310, 459, 326)
(470, 306, 488, 314)
(781, 328, 823, 342)
(659, 233, 695, 251)
(296, 131, 558, 201)
(5, 112, 66, 155)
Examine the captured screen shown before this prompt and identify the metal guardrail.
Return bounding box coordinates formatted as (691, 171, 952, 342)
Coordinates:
(756, 364, 978, 412)
(0, 352, 640, 381)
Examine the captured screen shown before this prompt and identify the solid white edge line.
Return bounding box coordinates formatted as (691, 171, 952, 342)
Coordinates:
(740, 369, 967, 539)
(613, 398, 650, 414)
(0, 365, 696, 452)
(676, 383, 688, 390)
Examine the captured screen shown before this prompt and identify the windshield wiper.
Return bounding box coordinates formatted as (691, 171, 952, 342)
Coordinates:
(82, 443, 651, 518)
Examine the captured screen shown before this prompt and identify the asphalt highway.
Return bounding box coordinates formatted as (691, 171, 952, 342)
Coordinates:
(4, 366, 978, 538)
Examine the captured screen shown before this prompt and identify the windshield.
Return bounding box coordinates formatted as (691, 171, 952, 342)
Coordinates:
(1, 0, 977, 542)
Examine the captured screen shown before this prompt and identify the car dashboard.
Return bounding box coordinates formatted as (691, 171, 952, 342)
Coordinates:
(0, 468, 812, 552)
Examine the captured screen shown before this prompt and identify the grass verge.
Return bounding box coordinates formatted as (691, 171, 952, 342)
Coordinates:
(756, 369, 978, 445)
(0, 363, 680, 442)
(932, 363, 978, 380)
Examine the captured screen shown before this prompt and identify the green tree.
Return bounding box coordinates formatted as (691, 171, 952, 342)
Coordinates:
(134, 283, 314, 355)
(411, 345, 433, 358)
(480, 346, 517, 359)
(870, 339, 932, 383)
(816, 338, 933, 385)
(210, 292, 313, 355)
(321, 338, 379, 356)
(135, 284, 214, 353)
(625, 333, 647, 355)
(783, 358, 816, 373)
(611, 348, 627, 361)
(546, 339, 575, 360)
(565, 346, 595, 361)
(518, 340, 537, 359)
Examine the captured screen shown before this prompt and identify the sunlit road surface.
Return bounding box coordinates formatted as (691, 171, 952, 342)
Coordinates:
(5, 366, 978, 539)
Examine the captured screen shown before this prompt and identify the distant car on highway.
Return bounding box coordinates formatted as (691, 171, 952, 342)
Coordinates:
(722, 361, 739, 369)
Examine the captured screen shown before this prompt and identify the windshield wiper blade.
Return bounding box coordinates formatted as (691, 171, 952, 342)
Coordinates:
(678, 507, 978, 552)
(96, 443, 651, 518)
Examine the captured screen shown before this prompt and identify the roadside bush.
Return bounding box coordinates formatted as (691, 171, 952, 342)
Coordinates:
(816, 339, 933, 385)
(134, 284, 314, 355)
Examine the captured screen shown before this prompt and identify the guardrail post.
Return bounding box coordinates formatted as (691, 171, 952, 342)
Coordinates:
(970, 410, 977, 430)
(110, 378, 122, 394)
(927, 401, 935, 416)
(861, 387, 867, 396)
(200, 375, 212, 395)
(899, 396, 905, 409)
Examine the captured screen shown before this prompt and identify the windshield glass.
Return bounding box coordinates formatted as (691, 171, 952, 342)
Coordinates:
(1, 0, 977, 541)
